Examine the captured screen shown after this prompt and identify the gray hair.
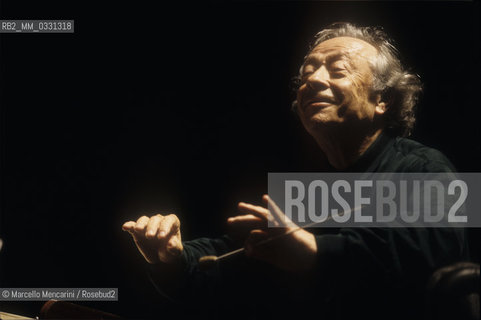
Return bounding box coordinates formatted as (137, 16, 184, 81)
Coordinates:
(293, 22, 422, 137)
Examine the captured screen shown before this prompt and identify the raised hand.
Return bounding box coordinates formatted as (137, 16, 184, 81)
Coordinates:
(122, 214, 183, 264)
(228, 195, 318, 272)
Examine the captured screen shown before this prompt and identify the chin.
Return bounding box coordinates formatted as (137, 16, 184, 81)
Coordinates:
(301, 115, 331, 134)
(300, 109, 335, 129)
(311, 113, 334, 125)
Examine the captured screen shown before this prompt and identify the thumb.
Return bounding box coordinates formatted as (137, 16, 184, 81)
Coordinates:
(122, 221, 136, 233)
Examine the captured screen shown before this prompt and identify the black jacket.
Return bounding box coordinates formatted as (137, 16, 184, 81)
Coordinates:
(149, 132, 470, 320)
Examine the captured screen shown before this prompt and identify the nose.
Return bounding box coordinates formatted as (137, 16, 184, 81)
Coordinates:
(306, 65, 330, 90)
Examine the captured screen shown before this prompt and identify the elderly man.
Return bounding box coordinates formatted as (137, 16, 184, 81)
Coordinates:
(123, 23, 468, 319)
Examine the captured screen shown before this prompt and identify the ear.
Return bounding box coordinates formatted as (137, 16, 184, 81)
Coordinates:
(374, 94, 387, 115)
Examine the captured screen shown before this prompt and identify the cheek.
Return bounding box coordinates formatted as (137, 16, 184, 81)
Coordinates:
(330, 79, 352, 102)
(337, 75, 370, 102)
(351, 71, 373, 98)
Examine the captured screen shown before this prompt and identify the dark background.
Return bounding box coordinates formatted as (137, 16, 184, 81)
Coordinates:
(0, 1, 479, 318)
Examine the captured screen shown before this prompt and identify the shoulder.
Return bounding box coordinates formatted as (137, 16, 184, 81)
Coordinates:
(388, 137, 455, 173)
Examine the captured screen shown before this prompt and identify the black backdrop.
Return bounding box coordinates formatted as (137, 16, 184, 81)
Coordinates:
(0, 1, 480, 318)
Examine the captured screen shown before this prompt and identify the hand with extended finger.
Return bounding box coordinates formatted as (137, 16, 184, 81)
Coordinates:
(228, 195, 317, 272)
(122, 214, 183, 264)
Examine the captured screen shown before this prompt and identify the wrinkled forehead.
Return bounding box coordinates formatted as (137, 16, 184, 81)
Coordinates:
(307, 36, 378, 64)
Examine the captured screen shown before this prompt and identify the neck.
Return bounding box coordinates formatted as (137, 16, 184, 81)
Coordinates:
(312, 127, 383, 170)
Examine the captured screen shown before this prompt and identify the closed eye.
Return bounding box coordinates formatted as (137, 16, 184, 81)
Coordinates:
(330, 68, 346, 78)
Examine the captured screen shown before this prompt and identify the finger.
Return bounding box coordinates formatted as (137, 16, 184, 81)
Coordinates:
(122, 221, 136, 232)
(134, 216, 150, 235)
(264, 195, 296, 228)
(238, 202, 272, 221)
(227, 214, 265, 224)
(227, 214, 267, 233)
(146, 215, 163, 239)
(158, 214, 180, 240)
(160, 215, 182, 257)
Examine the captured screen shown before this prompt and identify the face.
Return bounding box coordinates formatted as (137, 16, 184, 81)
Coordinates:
(296, 37, 384, 135)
